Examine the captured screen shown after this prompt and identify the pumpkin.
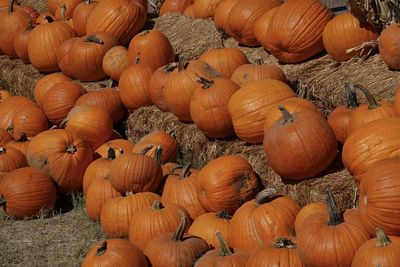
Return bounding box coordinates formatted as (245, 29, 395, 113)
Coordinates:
(199, 47, 249, 78)
(94, 139, 135, 159)
(9, 103, 49, 139)
(0, 96, 35, 130)
(81, 239, 148, 267)
(253, 6, 280, 52)
(118, 57, 153, 111)
(160, 0, 192, 15)
(110, 146, 163, 193)
(190, 76, 239, 138)
(75, 88, 125, 123)
(144, 212, 210, 267)
(13, 19, 35, 64)
(161, 164, 207, 220)
(5, 133, 31, 157)
(229, 188, 300, 252)
(149, 62, 178, 111)
(33, 73, 72, 109)
(225, 0, 282, 46)
(0, 167, 56, 219)
(263, 106, 337, 180)
(86, 0, 147, 46)
(0, 129, 13, 146)
(296, 190, 370, 267)
(128, 200, 191, 251)
(327, 82, 359, 143)
(359, 158, 400, 235)
(188, 211, 232, 250)
(322, 12, 378, 61)
(228, 79, 296, 144)
(183, 4, 194, 17)
(0, 146, 28, 182)
(393, 84, 400, 116)
(196, 155, 259, 214)
(0, 89, 12, 103)
(213, 0, 239, 33)
(54, 0, 82, 20)
(42, 81, 86, 125)
(72, 0, 99, 36)
(63, 104, 114, 150)
(48, 0, 62, 14)
(378, 23, 400, 70)
(194, 232, 249, 267)
(231, 58, 286, 87)
(100, 192, 160, 238)
(342, 117, 400, 182)
(127, 29, 175, 72)
(347, 83, 397, 136)
(192, 0, 222, 19)
(351, 228, 400, 266)
(26, 129, 93, 193)
(102, 45, 129, 81)
(56, 36, 80, 79)
(294, 202, 326, 234)
(35, 13, 55, 24)
(264, 0, 332, 63)
(263, 97, 322, 135)
(14, 4, 40, 21)
(246, 238, 304, 267)
(0, 0, 31, 58)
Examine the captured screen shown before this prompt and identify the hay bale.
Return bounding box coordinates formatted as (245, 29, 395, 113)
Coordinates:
(126, 105, 358, 210)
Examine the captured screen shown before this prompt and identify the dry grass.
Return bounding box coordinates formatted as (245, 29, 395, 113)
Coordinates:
(0, 193, 105, 267)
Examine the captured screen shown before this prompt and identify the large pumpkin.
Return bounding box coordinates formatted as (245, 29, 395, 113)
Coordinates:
(264, 0, 332, 63)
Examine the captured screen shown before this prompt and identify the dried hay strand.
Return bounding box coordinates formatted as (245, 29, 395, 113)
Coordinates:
(20, 0, 48, 13)
(126, 105, 358, 211)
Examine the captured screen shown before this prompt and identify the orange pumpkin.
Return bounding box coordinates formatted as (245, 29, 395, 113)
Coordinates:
(102, 46, 129, 81)
(160, 0, 192, 15)
(33, 73, 72, 109)
(72, 0, 99, 36)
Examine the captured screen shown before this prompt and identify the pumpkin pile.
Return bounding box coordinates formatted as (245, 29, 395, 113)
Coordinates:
(1, 0, 400, 265)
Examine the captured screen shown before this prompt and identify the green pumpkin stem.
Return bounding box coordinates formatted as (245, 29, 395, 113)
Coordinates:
(178, 55, 187, 72)
(179, 163, 191, 179)
(254, 188, 278, 207)
(278, 105, 295, 124)
(8, 0, 15, 13)
(254, 58, 264, 65)
(352, 83, 381, 109)
(85, 35, 104, 45)
(376, 228, 392, 247)
(344, 82, 358, 109)
(96, 241, 108, 256)
(17, 132, 28, 142)
(66, 145, 77, 154)
(216, 210, 232, 220)
(164, 62, 178, 73)
(152, 200, 164, 210)
(273, 237, 297, 249)
(196, 77, 214, 89)
(107, 147, 116, 160)
(109, 80, 118, 88)
(44, 15, 55, 23)
(216, 231, 233, 256)
(172, 211, 187, 241)
(154, 145, 163, 166)
(326, 189, 344, 226)
(0, 147, 7, 154)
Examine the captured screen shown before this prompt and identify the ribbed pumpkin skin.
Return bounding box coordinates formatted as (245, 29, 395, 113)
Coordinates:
(148, 63, 177, 112)
(127, 29, 175, 72)
(265, 0, 332, 63)
(342, 118, 400, 182)
(246, 242, 304, 267)
(10, 104, 49, 139)
(327, 106, 355, 143)
(213, 0, 239, 32)
(82, 239, 149, 267)
(54, 0, 81, 20)
(294, 202, 326, 233)
(0, 96, 35, 130)
(160, 0, 192, 15)
(228, 80, 296, 144)
(196, 155, 259, 214)
(100, 192, 160, 238)
(263, 110, 337, 180)
(102, 46, 129, 81)
(0, 147, 28, 181)
(323, 12, 378, 62)
(378, 23, 400, 70)
(192, 0, 222, 19)
(86, 0, 147, 46)
(194, 249, 249, 267)
(94, 139, 135, 159)
(26, 129, 93, 193)
(231, 61, 286, 87)
(82, 156, 114, 195)
(13, 26, 32, 64)
(359, 159, 400, 236)
(34, 73, 72, 109)
(225, 0, 282, 46)
(57, 37, 80, 79)
(0, 167, 57, 219)
(253, 6, 280, 52)
(72, 0, 99, 36)
(28, 22, 76, 72)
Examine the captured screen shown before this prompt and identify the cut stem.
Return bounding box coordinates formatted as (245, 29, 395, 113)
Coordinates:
(8, 0, 15, 13)
(273, 237, 297, 249)
(216, 210, 232, 220)
(326, 189, 344, 226)
(171, 211, 187, 241)
(154, 145, 163, 166)
(66, 144, 77, 154)
(84, 0, 91, 4)
(352, 83, 381, 109)
(96, 240, 108, 256)
(216, 231, 232, 256)
(17, 132, 28, 142)
(278, 105, 295, 124)
(254, 188, 278, 207)
(107, 147, 116, 160)
(179, 164, 192, 179)
(376, 227, 392, 247)
(343, 82, 358, 109)
(0, 147, 7, 154)
(178, 55, 187, 72)
(196, 77, 214, 89)
(152, 200, 164, 210)
(84, 35, 104, 45)
(254, 58, 264, 65)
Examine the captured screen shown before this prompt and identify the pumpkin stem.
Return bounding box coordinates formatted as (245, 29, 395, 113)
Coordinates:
(154, 145, 163, 166)
(152, 200, 164, 210)
(60, 4, 67, 21)
(17, 132, 28, 142)
(134, 56, 141, 65)
(172, 211, 187, 242)
(196, 77, 214, 89)
(6, 124, 13, 133)
(139, 145, 153, 155)
(254, 188, 278, 207)
(178, 55, 187, 72)
(8, 0, 15, 13)
(107, 147, 116, 160)
(218, 29, 228, 48)
(0, 196, 6, 207)
(216, 210, 232, 220)
(326, 189, 344, 226)
(352, 83, 381, 109)
(179, 163, 192, 179)
(376, 227, 392, 247)
(84, 35, 104, 45)
(44, 15, 55, 23)
(278, 105, 295, 124)
(254, 58, 264, 65)
(109, 80, 118, 88)
(164, 62, 178, 73)
(96, 240, 108, 256)
(66, 145, 77, 154)
(344, 82, 358, 109)
(216, 231, 233, 256)
(84, 0, 91, 4)
(27, 19, 35, 30)
(273, 237, 297, 249)
(0, 147, 7, 154)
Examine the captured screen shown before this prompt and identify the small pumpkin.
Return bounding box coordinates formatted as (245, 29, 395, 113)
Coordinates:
(102, 45, 129, 81)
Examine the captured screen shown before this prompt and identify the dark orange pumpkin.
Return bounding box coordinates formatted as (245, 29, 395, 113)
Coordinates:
(9, 103, 49, 139)
(102, 45, 129, 81)
(213, 0, 239, 33)
(56, 36, 80, 79)
(33, 73, 72, 109)
(253, 6, 280, 52)
(72, 0, 99, 36)
(0, 96, 35, 130)
(0, 146, 28, 182)
(13, 19, 35, 64)
(94, 139, 135, 159)
(5, 133, 31, 157)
